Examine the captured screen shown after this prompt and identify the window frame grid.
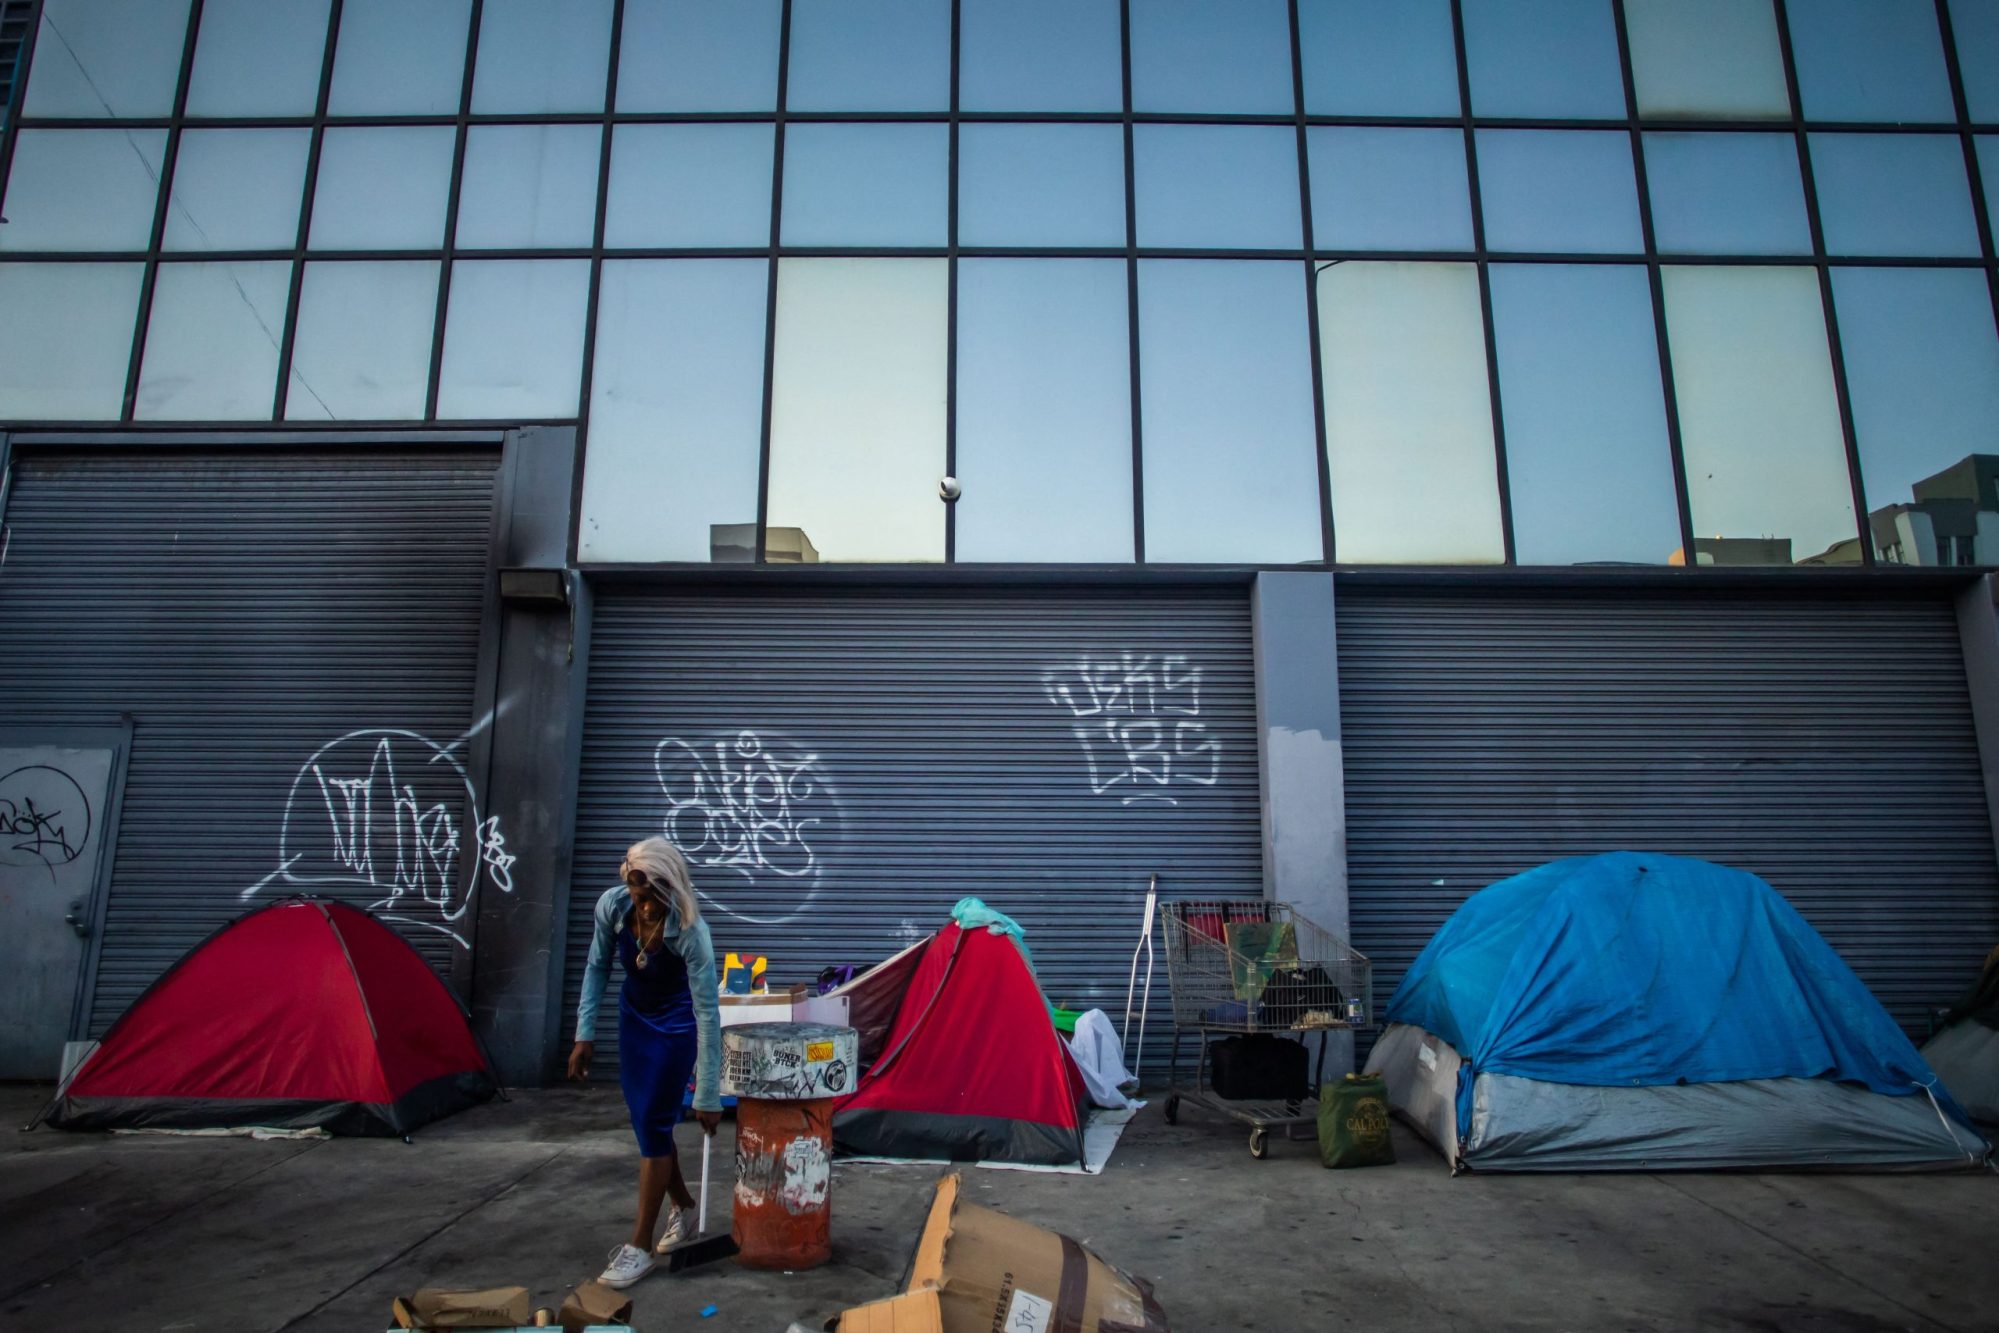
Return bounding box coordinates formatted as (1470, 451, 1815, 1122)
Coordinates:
(0, 0, 1992, 572)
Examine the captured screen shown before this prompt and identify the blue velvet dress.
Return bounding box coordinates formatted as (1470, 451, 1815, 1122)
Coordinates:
(617, 915, 700, 1158)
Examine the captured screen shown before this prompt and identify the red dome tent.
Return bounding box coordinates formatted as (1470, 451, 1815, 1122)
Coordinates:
(43, 899, 497, 1137)
(833, 921, 1092, 1166)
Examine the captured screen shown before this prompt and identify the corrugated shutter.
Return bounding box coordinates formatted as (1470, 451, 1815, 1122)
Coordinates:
(0, 448, 499, 1030)
(1338, 586, 1999, 1045)
(0, 1, 31, 121)
(565, 586, 1263, 1072)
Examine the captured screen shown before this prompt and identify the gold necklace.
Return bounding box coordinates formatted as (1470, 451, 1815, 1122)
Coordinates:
(633, 911, 664, 970)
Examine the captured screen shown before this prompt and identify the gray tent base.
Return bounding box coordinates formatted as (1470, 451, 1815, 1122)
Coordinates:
(1921, 1020, 1999, 1125)
(1366, 1024, 1989, 1173)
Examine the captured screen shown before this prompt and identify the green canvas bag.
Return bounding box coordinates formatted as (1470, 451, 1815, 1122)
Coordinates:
(1317, 1073, 1395, 1168)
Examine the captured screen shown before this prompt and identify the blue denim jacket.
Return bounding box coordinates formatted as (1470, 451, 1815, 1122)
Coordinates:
(575, 885, 723, 1112)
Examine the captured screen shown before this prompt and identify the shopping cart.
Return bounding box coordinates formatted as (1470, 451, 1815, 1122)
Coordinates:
(1160, 899, 1372, 1158)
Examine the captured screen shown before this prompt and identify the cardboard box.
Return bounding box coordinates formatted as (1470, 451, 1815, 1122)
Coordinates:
(719, 983, 813, 1025)
(390, 1287, 532, 1329)
(556, 1280, 632, 1332)
(832, 1175, 1168, 1333)
(792, 993, 851, 1029)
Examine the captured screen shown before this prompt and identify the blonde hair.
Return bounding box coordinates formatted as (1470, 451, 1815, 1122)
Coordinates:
(622, 837, 701, 928)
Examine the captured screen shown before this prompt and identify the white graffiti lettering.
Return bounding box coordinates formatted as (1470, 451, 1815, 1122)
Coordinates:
(653, 729, 839, 927)
(1042, 653, 1221, 806)
(240, 726, 513, 947)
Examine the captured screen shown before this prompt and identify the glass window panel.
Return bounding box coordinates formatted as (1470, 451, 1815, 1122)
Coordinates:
(1130, 0, 1294, 114)
(1832, 268, 1999, 564)
(786, 0, 948, 112)
(1476, 130, 1643, 255)
(1980, 139, 1999, 239)
(454, 125, 601, 250)
(1789, 0, 1954, 123)
(285, 261, 438, 420)
(183, 0, 328, 116)
(0, 263, 143, 418)
(1490, 265, 1679, 565)
(0, 129, 164, 252)
(436, 260, 591, 419)
(1134, 126, 1301, 250)
(1139, 261, 1323, 562)
(1318, 262, 1504, 564)
(135, 260, 290, 420)
(1811, 133, 1980, 257)
(1954, 0, 1999, 121)
(766, 259, 948, 563)
(1662, 266, 1857, 566)
(1643, 133, 1811, 255)
(162, 129, 310, 252)
(617, 0, 779, 111)
(470, 0, 612, 114)
(1625, 0, 1789, 119)
(578, 261, 769, 562)
(1461, 0, 1625, 118)
(1299, 0, 1458, 116)
(961, 0, 1122, 112)
(604, 125, 774, 248)
(328, 0, 470, 115)
(959, 125, 1126, 248)
(956, 260, 1133, 562)
(780, 124, 948, 247)
(24, 0, 192, 118)
(1308, 127, 1473, 252)
(308, 127, 456, 251)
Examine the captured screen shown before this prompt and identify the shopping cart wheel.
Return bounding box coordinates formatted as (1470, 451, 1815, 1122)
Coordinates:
(1248, 1127, 1269, 1159)
(1163, 1095, 1180, 1125)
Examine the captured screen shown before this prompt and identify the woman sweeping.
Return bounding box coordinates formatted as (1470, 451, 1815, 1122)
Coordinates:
(568, 837, 723, 1289)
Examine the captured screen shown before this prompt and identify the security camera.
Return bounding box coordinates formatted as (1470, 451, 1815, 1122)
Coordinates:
(938, 476, 962, 502)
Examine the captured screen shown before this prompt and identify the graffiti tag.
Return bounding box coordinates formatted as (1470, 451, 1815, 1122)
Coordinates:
(0, 765, 91, 869)
(1042, 653, 1221, 806)
(241, 728, 514, 947)
(654, 729, 839, 925)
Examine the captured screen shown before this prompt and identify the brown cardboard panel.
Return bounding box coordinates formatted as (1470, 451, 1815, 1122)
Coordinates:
(832, 1174, 1166, 1333)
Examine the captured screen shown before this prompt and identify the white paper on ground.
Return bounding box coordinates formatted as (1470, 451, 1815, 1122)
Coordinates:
(110, 1125, 331, 1140)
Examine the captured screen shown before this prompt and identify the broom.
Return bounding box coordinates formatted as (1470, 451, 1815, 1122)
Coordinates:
(666, 1131, 739, 1270)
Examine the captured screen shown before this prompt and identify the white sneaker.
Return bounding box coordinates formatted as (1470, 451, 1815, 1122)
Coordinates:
(653, 1206, 693, 1255)
(598, 1242, 654, 1289)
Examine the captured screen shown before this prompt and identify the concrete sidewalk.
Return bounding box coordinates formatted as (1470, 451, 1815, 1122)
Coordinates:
(3, 1084, 1994, 1333)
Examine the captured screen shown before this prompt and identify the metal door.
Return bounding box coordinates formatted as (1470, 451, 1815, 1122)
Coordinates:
(1338, 586, 1999, 1042)
(0, 446, 501, 1032)
(565, 585, 1265, 1072)
(0, 726, 128, 1077)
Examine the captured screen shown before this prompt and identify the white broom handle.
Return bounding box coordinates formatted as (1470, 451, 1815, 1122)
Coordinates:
(696, 1131, 711, 1235)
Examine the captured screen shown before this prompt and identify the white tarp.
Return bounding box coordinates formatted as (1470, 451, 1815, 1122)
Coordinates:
(1366, 1022, 1988, 1172)
(1066, 1008, 1137, 1110)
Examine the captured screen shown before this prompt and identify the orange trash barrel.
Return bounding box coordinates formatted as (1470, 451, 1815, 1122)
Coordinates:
(720, 1022, 858, 1271)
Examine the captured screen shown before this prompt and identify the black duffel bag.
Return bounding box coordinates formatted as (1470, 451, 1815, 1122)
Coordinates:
(1209, 1033, 1310, 1101)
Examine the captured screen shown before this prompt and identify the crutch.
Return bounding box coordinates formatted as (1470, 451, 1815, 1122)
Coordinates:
(1121, 874, 1160, 1083)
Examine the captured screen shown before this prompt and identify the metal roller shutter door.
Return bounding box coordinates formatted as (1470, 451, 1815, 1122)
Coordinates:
(0, 448, 499, 1029)
(1339, 587, 1999, 1043)
(566, 586, 1263, 1072)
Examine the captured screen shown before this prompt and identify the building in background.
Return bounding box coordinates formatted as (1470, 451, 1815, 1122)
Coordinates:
(2, 0, 1997, 1085)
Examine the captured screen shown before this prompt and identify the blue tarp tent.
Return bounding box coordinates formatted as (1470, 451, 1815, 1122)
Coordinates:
(1364, 853, 1988, 1172)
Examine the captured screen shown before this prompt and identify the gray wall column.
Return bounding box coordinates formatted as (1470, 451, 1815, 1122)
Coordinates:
(1251, 571, 1353, 1072)
(1955, 574, 1999, 880)
(470, 426, 591, 1086)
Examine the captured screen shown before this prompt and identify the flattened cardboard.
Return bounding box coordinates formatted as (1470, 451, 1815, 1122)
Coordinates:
(833, 1174, 1167, 1333)
(397, 1287, 533, 1329)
